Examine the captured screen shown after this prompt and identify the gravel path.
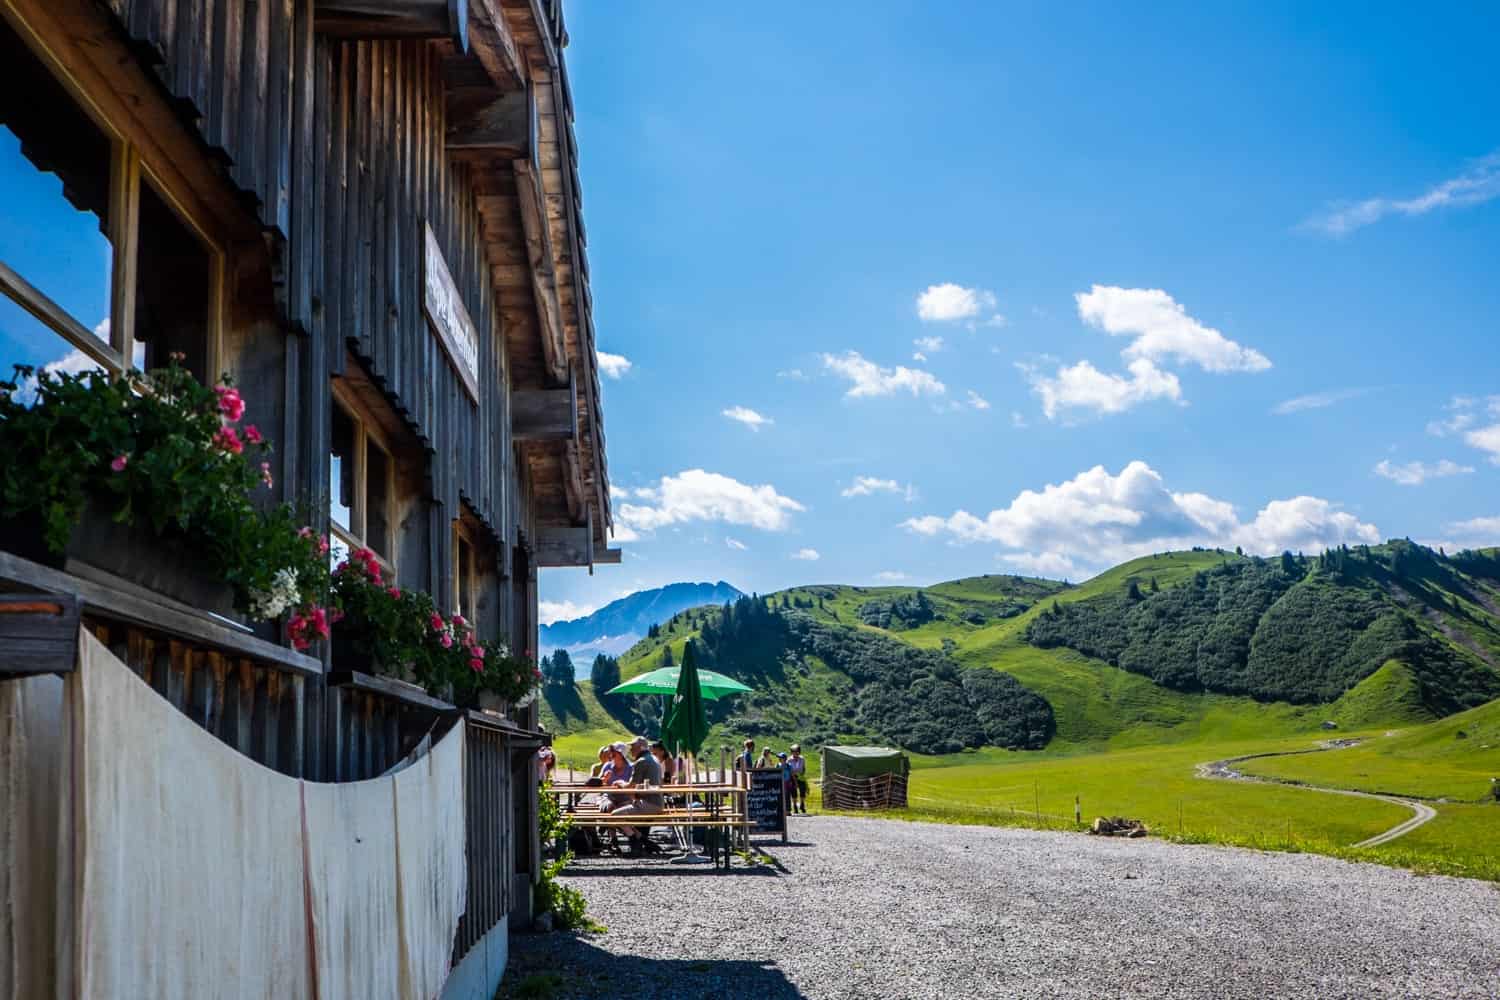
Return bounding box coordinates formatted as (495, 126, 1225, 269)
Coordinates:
(503, 816, 1500, 1000)
(1195, 744, 1438, 848)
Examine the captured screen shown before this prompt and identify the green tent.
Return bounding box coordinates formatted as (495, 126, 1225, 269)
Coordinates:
(819, 745, 909, 810)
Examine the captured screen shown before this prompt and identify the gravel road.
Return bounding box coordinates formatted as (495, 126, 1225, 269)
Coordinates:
(503, 815, 1500, 1000)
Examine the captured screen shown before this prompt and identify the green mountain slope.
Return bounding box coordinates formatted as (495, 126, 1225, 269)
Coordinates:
(541, 544, 1500, 760)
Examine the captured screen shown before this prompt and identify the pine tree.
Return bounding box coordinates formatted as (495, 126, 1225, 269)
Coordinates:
(591, 653, 621, 697)
(1149, 576, 1159, 593)
(647, 623, 660, 639)
(547, 648, 575, 687)
(1127, 580, 1143, 601)
(660, 644, 674, 668)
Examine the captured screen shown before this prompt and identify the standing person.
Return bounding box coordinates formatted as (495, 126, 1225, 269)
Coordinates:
(736, 739, 755, 772)
(777, 752, 794, 815)
(758, 747, 777, 770)
(788, 744, 809, 813)
(537, 747, 556, 783)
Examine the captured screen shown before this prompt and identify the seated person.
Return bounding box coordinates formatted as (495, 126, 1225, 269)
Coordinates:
(650, 740, 676, 784)
(610, 735, 664, 852)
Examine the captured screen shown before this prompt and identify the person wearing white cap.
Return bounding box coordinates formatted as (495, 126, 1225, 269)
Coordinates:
(610, 735, 664, 854)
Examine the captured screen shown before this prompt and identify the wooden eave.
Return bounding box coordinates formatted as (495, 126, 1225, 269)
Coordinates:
(452, 0, 612, 567)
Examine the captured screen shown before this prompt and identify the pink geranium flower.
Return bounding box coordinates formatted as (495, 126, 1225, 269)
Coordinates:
(387, 586, 401, 599)
(440, 633, 453, 649)
(429, 613, 445, 632)
(469, 657, 484, 673)
(244, 424, 264, 445)
(214, 385, 245, 422)
(213, 426, 243, 455)
(110, 454, 129, 473)
(260, 462, 274, 488)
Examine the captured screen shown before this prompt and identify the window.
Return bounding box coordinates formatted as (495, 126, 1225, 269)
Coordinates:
(453, 520, 477, 623)
(0, 18, 218, 389)
(329, 384, 398, 570)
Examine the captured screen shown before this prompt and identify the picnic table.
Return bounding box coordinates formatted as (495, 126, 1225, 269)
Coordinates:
(544, 779, 751, 871)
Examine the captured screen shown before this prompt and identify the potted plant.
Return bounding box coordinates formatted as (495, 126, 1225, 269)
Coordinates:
(0, 359, 329, 631)
(329, 544, 539, 708)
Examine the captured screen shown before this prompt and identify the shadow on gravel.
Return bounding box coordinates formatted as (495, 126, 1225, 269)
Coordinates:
(501, 935, 806, 1000)
(563, 863, 782, 878)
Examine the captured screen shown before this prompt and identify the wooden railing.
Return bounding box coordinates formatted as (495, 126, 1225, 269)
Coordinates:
(452, 710, 541, 961)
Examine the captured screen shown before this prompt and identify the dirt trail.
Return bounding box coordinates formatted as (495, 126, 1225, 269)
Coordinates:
(1195, 741, 1436, 848)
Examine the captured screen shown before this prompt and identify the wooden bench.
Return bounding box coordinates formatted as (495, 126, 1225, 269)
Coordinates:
(545, 783, 749, 871)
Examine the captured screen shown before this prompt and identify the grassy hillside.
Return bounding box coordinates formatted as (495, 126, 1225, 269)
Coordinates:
(1241, 697, 1500, 800)
(546, 546, 1500, 757)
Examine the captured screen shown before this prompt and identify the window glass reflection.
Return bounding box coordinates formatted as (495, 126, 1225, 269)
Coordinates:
(330, 404, 355, 531)
(0, 18, 114, 359)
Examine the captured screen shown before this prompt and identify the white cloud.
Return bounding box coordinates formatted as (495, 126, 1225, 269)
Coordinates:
(777, 368, 808, 381)
(917, 283, 997, 323)
(539, 599, 599, 625)
(615, 469, 805, 537)
(966, 390, 991, 411)
(1024, 358, 1182, 420)
(875, 571, 908, 582)
(1003, 551, 1078, 579)
(1303, 150, 1500, 236)
(841, 476, 917, 501)
(1427, 395, 1488, 436)
(1467, 424, 1500, 465)
(1373, 458, 1474, 486)
(901, 460, 1379, 577)
(596, 351, 633, 379)
(911, 352, 927, 362)
(14, 348, 105, 405)
(610, 522, 641, 543)
(1010, 411, 1028, 429)
(1272, 387, 1376, 415)
(1443, 516, 1500, 549)
(722, 405, 773, 431)
(1075, 286, 1271, 374)
(821, 351, 946, 399)
(914, 336, 945, 353)
(725, 537, 748, 551)
(791, 548, 821, 561)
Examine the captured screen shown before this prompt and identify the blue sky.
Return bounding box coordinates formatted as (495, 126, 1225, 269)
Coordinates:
(541, 1, 1500, 623)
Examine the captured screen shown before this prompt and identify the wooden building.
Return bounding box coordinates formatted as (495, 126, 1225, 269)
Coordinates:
(0, 0, 614, 991)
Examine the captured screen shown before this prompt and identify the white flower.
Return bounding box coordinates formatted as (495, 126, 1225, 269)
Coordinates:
(248, 567, 301, 621)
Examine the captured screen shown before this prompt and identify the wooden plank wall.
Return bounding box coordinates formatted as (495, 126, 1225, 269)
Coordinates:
(453, 722, 513, 960)
(95, 0, 516, 609)
(314, 36, 511, 600)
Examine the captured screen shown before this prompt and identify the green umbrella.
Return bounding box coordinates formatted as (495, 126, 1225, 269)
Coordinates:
(605, 665, 752, 701)
(661, 643, 710, 758)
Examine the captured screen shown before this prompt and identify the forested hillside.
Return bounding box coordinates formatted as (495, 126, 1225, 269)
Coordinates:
(1027, 542, 1500, 715)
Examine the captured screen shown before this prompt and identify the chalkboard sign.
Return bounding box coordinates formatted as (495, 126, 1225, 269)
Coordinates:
(747, 767, 787, 841)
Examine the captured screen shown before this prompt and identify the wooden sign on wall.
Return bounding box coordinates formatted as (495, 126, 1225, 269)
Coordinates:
(422, 222, 481, 402)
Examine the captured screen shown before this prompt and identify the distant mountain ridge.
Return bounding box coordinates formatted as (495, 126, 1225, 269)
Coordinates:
(539, 581, 744, 661)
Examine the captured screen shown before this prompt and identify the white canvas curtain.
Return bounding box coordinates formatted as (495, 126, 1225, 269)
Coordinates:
(1, 630, 468, 1000)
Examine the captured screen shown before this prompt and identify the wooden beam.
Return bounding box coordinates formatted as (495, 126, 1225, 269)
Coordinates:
(446, 84, 532, 158)
(0, 593, 82, 676)
(512, 159, 569, 384)
(467, 0, 524, 90)
(512, 368, 576, 441)
(313, 0, 468, 46)
(593, 548, 622, 565)
(533, 523, 591, 568)
(0, 551, 322, 676)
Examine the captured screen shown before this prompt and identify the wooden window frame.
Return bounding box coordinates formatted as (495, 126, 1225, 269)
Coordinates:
(452, 517, 481, 624)
(0, 10, 225, 380)
(330, 382, 398, 573)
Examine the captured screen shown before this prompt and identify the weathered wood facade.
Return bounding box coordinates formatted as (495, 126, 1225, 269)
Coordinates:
(0, 0, 612, 987)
